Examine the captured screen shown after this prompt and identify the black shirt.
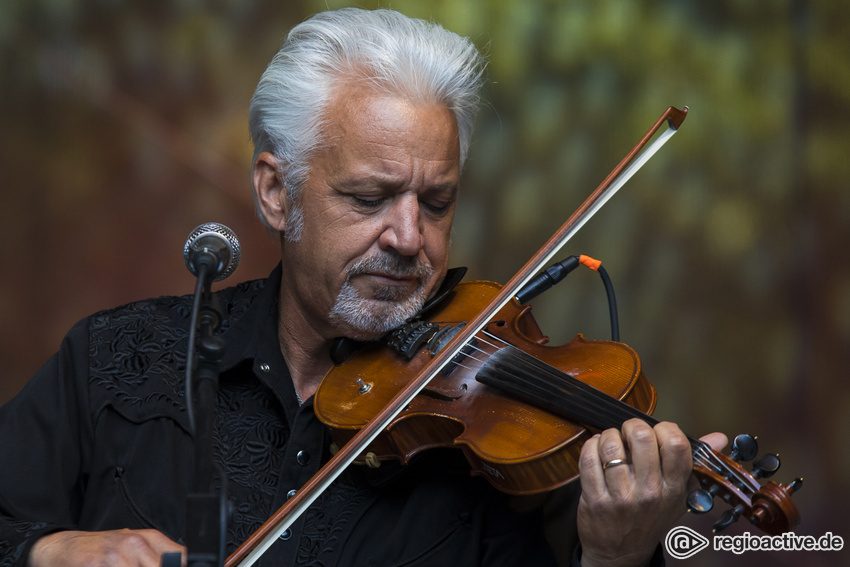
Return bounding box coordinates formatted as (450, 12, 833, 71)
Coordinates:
(0, 265, 560, 566)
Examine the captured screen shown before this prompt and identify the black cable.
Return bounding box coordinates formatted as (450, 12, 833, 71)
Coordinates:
(516, 254, 621, 342)
(596, 265, 620, 342)
(184, 261, 215, 438)
(184, 269, 206, 438)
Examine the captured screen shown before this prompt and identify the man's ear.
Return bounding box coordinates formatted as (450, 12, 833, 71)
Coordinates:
(253, 152, 290, 232)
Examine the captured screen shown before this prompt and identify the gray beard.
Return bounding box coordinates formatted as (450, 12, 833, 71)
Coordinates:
(328, 254, 434, 340)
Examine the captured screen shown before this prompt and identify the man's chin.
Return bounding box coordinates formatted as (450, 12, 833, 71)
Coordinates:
(362, 281, 420, 302)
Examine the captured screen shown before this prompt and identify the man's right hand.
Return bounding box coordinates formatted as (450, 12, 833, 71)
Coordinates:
(28, 529, 186, 567)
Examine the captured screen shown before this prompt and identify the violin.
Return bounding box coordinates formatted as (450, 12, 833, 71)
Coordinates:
(317, 276, 802, 530)
(226, 107, 801, 567)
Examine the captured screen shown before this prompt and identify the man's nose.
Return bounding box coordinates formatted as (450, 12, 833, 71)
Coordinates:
(379, 196, 424, 256)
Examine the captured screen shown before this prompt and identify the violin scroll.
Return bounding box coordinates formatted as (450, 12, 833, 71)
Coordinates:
(689, 434, 802, 535)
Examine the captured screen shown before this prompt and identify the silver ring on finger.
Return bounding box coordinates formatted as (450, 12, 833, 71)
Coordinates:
(602, 458, 629, 470)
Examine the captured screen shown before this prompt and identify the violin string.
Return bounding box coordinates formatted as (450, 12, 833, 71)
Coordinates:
(442, 330, 510, 370)
(445, 335, 502, 372)
(476, 331, 510, 351)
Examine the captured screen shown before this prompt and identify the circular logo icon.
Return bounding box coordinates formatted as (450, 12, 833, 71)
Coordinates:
(665, 526, 710, 559)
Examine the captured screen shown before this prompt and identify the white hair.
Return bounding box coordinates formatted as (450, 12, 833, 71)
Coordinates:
(248, 8, 487, 235)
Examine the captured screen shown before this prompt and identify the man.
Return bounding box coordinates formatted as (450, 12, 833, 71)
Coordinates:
(0, 8, 724, 567)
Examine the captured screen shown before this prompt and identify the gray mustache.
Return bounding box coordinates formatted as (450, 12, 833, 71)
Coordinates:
(347, 254, 432, 280)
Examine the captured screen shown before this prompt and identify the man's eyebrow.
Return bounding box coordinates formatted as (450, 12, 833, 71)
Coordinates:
(335, 174, 400, 190)
(428, 182, 459, 195)
(336, 175, 458, 193)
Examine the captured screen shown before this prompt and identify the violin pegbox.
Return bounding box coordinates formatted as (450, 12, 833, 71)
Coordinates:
(687, 434, 802, 535)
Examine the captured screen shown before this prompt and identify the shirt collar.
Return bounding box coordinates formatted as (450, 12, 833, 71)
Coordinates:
(218, 263, 284, 373)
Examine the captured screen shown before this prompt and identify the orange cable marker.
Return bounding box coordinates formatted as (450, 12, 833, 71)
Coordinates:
(579, 255, 602, 271)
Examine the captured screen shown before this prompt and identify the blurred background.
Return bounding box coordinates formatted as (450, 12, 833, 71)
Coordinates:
(1, 0, 847, 565)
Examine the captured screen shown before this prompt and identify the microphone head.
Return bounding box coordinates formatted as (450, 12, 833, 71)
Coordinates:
(183, 222, 241, 281)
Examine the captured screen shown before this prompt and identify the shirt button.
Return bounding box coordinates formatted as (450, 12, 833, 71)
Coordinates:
(259, 363, 270, 372)
(287, 489, 297, 499)
(296, 450, 310, 466)
(279, 529, 291, 540)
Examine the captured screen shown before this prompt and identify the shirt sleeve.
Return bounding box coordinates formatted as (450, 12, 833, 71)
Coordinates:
(0, 318, 93, 567)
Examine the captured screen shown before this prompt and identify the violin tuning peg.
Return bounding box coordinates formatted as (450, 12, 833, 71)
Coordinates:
(687, 488, 714, 514)
(788, 477, 804, 493)
(730, 434, 758, 462)
(713, 503, 745, 533)
(752, 453, 781, 479)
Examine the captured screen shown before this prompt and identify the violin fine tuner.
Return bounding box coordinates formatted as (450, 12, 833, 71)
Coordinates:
(688, 433, 802, 534)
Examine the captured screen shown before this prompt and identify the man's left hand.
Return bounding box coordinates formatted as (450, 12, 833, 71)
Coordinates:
(576, 418, 727, 567)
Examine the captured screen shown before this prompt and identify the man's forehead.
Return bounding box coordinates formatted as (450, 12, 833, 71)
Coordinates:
(312, 89, 459, 169)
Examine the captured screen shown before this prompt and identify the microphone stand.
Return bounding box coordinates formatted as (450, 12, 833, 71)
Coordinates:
(163, 258, 231, 567)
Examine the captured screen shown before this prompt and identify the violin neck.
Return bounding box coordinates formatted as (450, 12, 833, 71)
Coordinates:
(475, 345, 706, 452)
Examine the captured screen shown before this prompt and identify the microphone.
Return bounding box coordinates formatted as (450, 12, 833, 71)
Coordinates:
(183, 222, 241, 282)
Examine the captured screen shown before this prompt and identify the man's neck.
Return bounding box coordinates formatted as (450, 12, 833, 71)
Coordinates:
(277, 319, 334, 402)
(276, 286, 336, 403)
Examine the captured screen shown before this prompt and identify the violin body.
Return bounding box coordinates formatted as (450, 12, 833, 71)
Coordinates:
(314, 280, 656, 495)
